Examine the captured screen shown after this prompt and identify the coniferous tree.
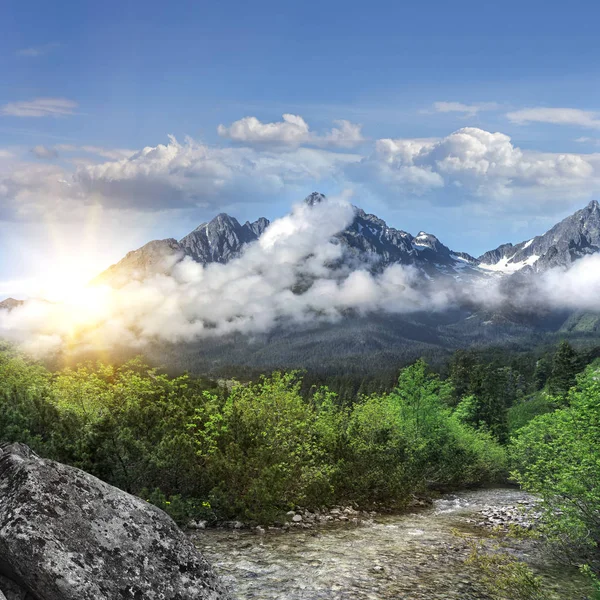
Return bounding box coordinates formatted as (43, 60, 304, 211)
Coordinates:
(548, 341, 580, 397)
(533, 356, 551, 391)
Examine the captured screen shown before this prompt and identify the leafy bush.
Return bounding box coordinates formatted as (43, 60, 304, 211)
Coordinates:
(142, 488, 216, 526)
(190, 372, 335, 522)
(0, 351, 507, 524)
(506, 393, 555, 435)
(511, 365, 600, 578)
(465, 541, 544, 600)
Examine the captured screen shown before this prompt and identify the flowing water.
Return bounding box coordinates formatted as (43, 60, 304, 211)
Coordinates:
(191, 487, 592, 599)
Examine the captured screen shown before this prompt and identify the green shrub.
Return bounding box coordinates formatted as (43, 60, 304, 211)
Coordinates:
(0, 350, 507, 525)
(465, 541, 544, 600)
(507, 393, 555, 435)
(511, 366, 600, 578)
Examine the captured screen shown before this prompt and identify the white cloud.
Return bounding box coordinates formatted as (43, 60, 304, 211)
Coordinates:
(6, 195, 600, 357)
(218, 114, 364, 148)
(75, 135, 360, 210)
(1, 98, 78, 118)
(0, 197, 449, 354)
(3, 125, 600, 224)
(353, 127, 600, 201)
(432, 102, 501, 117)
(0, 158, 78, 221)
(321, 120, 365, 148)
(218, 114, 310, 146)
(30, 145, 59, 159)
(507, 107, 600, 129)
(55, 145, 136, 160)
(16, 43, 60, 57)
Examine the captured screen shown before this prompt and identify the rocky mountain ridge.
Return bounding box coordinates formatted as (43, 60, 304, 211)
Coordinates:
(93, 195, 600, 289)
(478, 199, 600, 273)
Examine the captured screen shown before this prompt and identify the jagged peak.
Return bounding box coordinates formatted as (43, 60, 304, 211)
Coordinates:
(304, 192, 326, 206)
(416, 231, 438, 241)
(212, 213, 240, 225)
(587, 199, 599, 210)
(191, 213, 239, 233)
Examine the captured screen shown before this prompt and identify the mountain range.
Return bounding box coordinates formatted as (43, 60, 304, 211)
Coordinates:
(96, 193, 600, 285)
(4, 194, 600, 375)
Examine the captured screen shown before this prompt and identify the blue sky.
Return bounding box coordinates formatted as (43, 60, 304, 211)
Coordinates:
(2, 0, 600, 296)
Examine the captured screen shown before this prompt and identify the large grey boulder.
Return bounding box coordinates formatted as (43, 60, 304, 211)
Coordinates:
(0, 443, 231, 600)
(0, 574, 31, 600)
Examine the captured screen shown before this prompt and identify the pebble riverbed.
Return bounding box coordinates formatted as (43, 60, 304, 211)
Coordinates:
(190, 487, 593, 600)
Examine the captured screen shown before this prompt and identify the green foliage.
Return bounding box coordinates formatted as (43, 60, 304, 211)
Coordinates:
(0, 350, 506, 525)
(338, 361, 506, 503)
(465, 541, 544, 600)
(506, 393, 555, 435)
(579, 565, 600, 600)
(190, 372, 335, 522)
(511, 365, 600, 578)
(141, 488, 216, 526)
(547, 340, 581, 397)
(448, 351, 529, 442)
(533, 356, 551, 391)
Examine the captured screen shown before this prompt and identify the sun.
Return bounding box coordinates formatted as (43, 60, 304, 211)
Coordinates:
(33, 255, 114, 328)
(37, 267, 100, 304)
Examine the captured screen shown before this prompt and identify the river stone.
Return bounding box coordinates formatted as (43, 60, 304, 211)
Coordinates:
(0, 443, 231, 600)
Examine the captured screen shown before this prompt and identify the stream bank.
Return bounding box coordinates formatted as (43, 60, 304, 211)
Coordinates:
(190, 487, 592, 599)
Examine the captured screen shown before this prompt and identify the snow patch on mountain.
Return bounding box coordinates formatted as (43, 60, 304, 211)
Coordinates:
(479, 254, 540, 273)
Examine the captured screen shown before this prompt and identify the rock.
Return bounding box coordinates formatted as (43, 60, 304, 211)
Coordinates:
(292, 514, 303, 523)
(188, 520, 208, 530)
(0, 443, 231, 600)
(0, 575, 32, 600)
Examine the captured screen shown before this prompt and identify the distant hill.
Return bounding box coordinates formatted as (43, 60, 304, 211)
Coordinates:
(0, 298, 23, 311)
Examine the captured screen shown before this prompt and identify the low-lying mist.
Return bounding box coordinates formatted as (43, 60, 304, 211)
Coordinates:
(2, 196, 599, 356)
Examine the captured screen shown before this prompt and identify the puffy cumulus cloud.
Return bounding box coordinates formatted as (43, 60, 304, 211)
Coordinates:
(4, 125, 600, 223)
(0, 158, 79, 221)
(218, 114, 364, 148)
(75, 135, 360, 211)
(30, 145, 59, 160)
(507, 107, 600, 129)
(432, 102, 501, 117)
(1, 98, 78, 118)
(352, 127, 600, 201)
(320, 120, 365, 149)
(0, 135, 359, 220)
(218, 114, 310, 146)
